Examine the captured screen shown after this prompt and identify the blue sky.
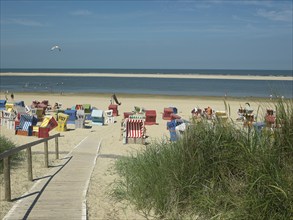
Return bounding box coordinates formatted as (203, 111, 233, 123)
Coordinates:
(0, 0, 292, 70)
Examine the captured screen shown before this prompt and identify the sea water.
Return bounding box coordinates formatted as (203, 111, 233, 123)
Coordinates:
(1, 69, 292, 98)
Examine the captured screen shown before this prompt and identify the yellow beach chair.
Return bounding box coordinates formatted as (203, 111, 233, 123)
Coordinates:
(56, 113, 69, 131)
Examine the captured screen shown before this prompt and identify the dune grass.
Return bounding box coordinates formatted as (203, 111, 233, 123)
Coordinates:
(112, 99, 293, 219)
(0, 135, 23, 173)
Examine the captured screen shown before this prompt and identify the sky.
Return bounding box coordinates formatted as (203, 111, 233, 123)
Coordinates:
(0, 0, 292, 70)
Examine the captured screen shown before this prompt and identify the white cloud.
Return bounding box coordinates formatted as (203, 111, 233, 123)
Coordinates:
(71, 10, 92, 16)
(256, 9, 292, 22)
(2, 18, 43, 27)
(232, 15, 259, 24)
(237, 0, 274, 7)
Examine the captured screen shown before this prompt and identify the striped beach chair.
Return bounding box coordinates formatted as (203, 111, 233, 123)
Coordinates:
(126, 118, 145, 144)
(16, 114, 38, 136)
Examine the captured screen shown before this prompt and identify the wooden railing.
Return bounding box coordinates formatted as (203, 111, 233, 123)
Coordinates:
(0, 133, 61, 201)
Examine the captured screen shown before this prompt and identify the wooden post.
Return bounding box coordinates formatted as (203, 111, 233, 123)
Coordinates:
(27, 147, 33, 181)
(44, 140, 49, 168)
(55, 137, 59, 159)
(3, 157, 11, 201)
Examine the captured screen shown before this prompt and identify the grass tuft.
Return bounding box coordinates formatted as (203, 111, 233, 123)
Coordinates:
(0, 135, 23, 173)
(112, 99, 293, 219)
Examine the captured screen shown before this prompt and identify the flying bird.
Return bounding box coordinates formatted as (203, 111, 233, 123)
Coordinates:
(51, 45, 61, 51)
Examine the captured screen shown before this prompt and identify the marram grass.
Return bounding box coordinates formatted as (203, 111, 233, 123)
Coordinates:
(0, 135, 23, 173)
(112, 99, 293, 219)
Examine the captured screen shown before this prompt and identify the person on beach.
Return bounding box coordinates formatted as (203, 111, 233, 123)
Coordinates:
(11, 93, 14, 100)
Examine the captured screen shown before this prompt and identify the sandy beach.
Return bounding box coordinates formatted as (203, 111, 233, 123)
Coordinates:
(1, 72, 292, 81)
(0, 92, 274, 219)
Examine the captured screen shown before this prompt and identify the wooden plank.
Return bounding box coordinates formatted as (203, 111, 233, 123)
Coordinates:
(4, 157, 11, 201)
(44, 141, 49, 168)
(55, 137, 59, 159)
(26, 147, 33, 181)
(3, 137, 100, 219)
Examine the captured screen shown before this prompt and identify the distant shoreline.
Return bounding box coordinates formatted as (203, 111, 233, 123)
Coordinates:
(4, 91, 274, 101)
(1, 72, 292, 81)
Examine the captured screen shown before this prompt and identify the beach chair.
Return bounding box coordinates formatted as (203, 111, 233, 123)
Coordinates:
(167, 120, 177, 141)
(75, 110, 85, 128)
(53, 102, 63, 110)
(40, 116, 58, 131)
(1, 110, 15, 128)
(243, 114, 255, 127)
(175, 122, 187, 139)
(31, 100, 40, 108)
(167, 119, 184, 142)
(169, 106, 178, 114)
(15, 114, 37, 136)
(35, 108, 45, 121)
(41, 100, 49, 105)
(0, 100, 6, 110)
(83, 104, 91, 114)
(162, 108, 173, 120)
(145, 110, 157, 125)
(75, 104, 83, 110)
(14, 105, 26, 115)
(108, 104, 118, 116)
(14, 101, 25, 107)
(64, 109, 77, 124)
(105, 110, 114, 124)
(215, 111, 228, 123)
(204, 106, 213, 120)
(244, 103, 253, 114)
(265, 109, 276, 128)
(91, 109, 104, 126)
(237, 107, 245, 121)
(5, 103, 14, 111)
(38, 115, 58, 138)
(56, 113, 69, 131)
(191, 107, 202, 119)
(124, 112, 134, 119)
(125, 118, 145, 144)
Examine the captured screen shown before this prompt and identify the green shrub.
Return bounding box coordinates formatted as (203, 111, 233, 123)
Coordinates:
(112, 99, 293, 219)
(0, 135, 23, 172)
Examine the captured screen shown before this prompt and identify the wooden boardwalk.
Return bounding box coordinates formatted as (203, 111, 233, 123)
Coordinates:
(3, 135, 101, 220)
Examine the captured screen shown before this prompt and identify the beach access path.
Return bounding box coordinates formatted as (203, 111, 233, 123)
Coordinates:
(3, 134, 101, 220)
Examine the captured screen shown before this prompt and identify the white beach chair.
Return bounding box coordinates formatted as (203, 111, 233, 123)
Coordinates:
(105, 110, 114, 124)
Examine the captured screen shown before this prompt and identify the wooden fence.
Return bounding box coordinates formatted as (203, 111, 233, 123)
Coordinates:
(0, 133, 61, 201)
